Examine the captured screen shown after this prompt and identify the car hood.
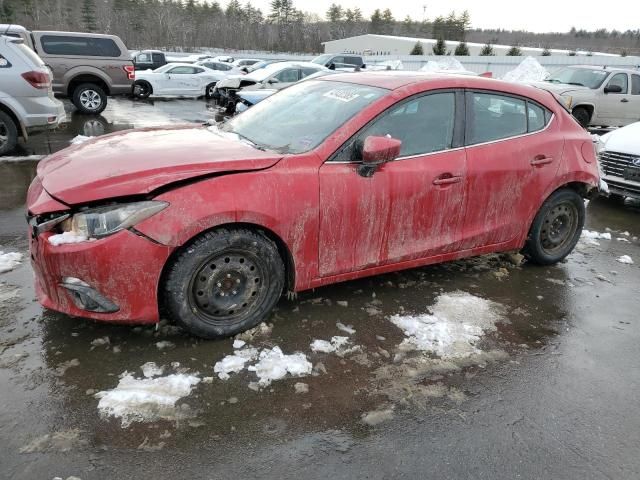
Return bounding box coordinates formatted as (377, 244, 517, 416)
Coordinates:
(37, 125, 282, 205)
(237, 89, 277, 104)
(600, 121, 640, 156)
(529, 81, 590, 95)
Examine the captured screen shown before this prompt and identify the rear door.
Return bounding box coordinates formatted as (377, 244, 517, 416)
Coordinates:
(318, 90, 467, 276)
(628, 74, 640, 123)
(460, 91, 562, 250)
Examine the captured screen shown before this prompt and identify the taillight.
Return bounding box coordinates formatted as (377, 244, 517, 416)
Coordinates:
(123, 65, 135, 80)
(21, 71, 51, 89)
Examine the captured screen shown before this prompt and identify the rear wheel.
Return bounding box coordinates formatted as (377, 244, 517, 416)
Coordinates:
(163, 228, 285, 339)
(523, 189, 585, 265)
(72, 83, 107, 114)
(0, 111, 18, 155)
(572, 107, 591, 129)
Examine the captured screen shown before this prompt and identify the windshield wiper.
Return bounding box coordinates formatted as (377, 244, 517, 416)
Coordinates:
(236, 133, 268, 151)
(544, 79, 559, 83)
(566, 82, 584, 86)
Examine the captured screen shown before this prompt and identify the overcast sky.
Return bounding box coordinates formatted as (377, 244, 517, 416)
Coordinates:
(247, 0, 640, 33)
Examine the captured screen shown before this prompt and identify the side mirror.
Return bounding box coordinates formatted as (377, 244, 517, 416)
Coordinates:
(328, 63, 336, 70)
(267, 78, 279, 84)
(604, 84, 623, 94)
(357, 136, 402, 177)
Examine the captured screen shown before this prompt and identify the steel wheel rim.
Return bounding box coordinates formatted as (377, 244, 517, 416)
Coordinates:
(540, 202, 578, 254)
(80, 90, 102, 110)
(187, 250, 268, 326)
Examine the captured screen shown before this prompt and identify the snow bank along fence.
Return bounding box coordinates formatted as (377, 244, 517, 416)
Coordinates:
(164, 50, 640, 78)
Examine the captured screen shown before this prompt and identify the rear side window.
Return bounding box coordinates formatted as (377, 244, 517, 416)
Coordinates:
(152, 53, 164, 63)
(40, 35, 121, 57)
(467, 93, 527, 145)
(632, 75, 640, 95)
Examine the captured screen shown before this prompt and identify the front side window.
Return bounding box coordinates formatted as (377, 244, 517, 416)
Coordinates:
(632, 75, 640, 95)
(168, 66, 196, 74)
(273, 68, 299, 83)
(468, 93, 527, 145)
(40, 35, 121, 57)
(606, 73, 628, 94)
(221, 80, 387, 154)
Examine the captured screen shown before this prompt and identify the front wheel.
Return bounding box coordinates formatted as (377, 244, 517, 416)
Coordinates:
(572, 107, 590, 129)
(133, 80, 152, 99)
(0, 110, 18, 155)
(72, 83, 107, 114)
(523, 189, 585, 265)
(163, 228, 285, 339)
(205, 83, 217, 99)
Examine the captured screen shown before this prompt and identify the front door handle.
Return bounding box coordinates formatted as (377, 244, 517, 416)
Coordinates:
(433, 174, 462, 185)
(621, 98, 629, 103)
(530, 155, 554, 166)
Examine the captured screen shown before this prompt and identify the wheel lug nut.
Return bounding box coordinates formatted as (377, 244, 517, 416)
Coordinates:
(236, 279, 241, 284)
(232, 291, 237, 295)
(220, 292, 225, 297)
(227, 273, 231, 278)
(217, 282, 222, 287)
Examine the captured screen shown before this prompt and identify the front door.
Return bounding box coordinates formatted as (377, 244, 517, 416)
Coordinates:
(598, 72, 631, 126)
(461, 91, 564, 249)
(318, 91, 467, 277)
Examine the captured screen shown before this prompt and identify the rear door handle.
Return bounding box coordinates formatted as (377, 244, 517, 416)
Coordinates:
(530, 156, 554, 166)
(433, 174, 462, 185)
(621, 98, 629, 103)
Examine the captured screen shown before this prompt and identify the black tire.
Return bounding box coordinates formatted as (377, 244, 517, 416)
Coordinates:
(0, 110, 18, 156)
(205, 83, 217, 99)
(607, 193, 626, 203)
(133, 80, 152, 99)
(572, 107, 590, 129)
(163, 228, 285, 339)
(523, 189, 585, 265)
(72, 83, 107, 114)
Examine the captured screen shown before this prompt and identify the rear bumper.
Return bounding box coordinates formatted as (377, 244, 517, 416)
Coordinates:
(29, 228, 173, 324)
(15, 95, 66, 129)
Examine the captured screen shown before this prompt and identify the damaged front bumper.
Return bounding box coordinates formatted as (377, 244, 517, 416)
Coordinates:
(29, 228, 173, 324)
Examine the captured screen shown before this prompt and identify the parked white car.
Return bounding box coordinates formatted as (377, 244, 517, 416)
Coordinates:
(133, 63, 228, 99)
(533, 66, 640, 128)
(216, 61, 329, 92)
(597, 121, 640, 200)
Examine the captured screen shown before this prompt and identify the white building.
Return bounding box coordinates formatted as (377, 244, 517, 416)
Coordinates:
(323, 34, 621, 57)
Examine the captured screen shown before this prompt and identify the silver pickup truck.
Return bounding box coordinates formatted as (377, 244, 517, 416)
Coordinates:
(533, 66, 640, 128)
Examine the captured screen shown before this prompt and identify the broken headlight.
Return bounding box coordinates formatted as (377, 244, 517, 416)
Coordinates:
(60, 201, 168, 239)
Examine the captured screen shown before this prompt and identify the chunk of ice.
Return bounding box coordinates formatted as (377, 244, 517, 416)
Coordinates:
(0, 251, 22, 273)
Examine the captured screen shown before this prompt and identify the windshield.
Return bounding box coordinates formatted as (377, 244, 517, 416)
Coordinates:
(221, 80, 387, 154)
(312, 54, 332, 65)
(545, 67, 609, 89)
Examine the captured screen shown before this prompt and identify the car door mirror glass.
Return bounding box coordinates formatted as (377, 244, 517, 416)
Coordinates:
(604, 84, 623, 94)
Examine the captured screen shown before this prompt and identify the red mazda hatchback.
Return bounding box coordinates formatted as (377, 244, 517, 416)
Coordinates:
(27, 73, 600, 338)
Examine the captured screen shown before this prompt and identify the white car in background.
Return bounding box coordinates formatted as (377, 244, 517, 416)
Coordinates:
(598, 121, 640, 201)
(133, 63, 228, 99)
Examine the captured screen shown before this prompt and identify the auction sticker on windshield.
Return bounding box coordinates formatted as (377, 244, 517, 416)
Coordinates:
(323, 88, 361, 102)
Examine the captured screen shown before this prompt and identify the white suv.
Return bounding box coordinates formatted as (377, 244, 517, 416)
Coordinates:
(535, 66, 640, 128)
(0, 35, 65, 155)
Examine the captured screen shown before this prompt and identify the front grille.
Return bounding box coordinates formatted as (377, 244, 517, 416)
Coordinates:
(599, 150, 640, 177)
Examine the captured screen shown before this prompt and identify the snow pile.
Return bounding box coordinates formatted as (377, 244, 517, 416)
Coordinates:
(0, 251, 22, 273)
(502, 57, 549, 83)
(420, 57, 467, 73)
(248, 347, 312, 387)
(336, 322, 356, 335)
(95, 373, 201, 427)
(48, 232, 90, 246)
(369, 60, 404, 71)
(310, 336, 352, 354)
(581, 230, 612, 240)
(70, 135, 91, 145)
(389, 292, 504, 358)
(140, 362, 164, 378)
(213, 347, 259, 380)
(617, 255, 634, 264)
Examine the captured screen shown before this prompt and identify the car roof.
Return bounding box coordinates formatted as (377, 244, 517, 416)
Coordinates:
(319, 72, 557, 105)
(565, 65, 637, 73)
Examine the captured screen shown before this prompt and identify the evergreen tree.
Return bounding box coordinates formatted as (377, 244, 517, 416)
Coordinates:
(480, 43, 495, 56)
(381, 8, 394, 35)
(410, 41, 423, 55)
(542, 48, 551, 56)
(506, 45, 521, 56)
(568, 49, 577, 56)
(454, 41, 469, 55)
(432, 37, 446, 55)
(402, 15, 414, 35)
(370, 9, 383, 34)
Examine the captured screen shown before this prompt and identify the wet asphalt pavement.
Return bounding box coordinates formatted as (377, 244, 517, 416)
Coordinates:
(1, 98, 639, 479)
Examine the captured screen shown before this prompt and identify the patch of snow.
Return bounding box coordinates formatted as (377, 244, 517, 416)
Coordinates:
(70, 135, 91, 145)
(389, 292, 504, 358)
(294, 382, 309, 394)
(232, 339, 246, 349)
(617, 237, 630, 243)
(95, 373, 200, 427)
(617, 255, 634, 264)
(581, 230, 612, 240)
(140, 362, 164, 378)
(155, 340, 175, 350)
(311, 336, 351, 353)
(361, 408, 394, 426)
(214, 347, 259, 380)
(247, 347, 312, 387)
(48, 231, 90, 246)
(502, 56, 549, 82)
(420, 57, 467, 73)
(0, 251, 22, 273)
(369, 60, 403, 71)
(336, 322, 356, 334)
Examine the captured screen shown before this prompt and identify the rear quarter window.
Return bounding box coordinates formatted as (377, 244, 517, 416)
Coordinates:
(40, 35, 122, 57)
(527, 101, 551, 132)
(0, 53, 11, 68)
